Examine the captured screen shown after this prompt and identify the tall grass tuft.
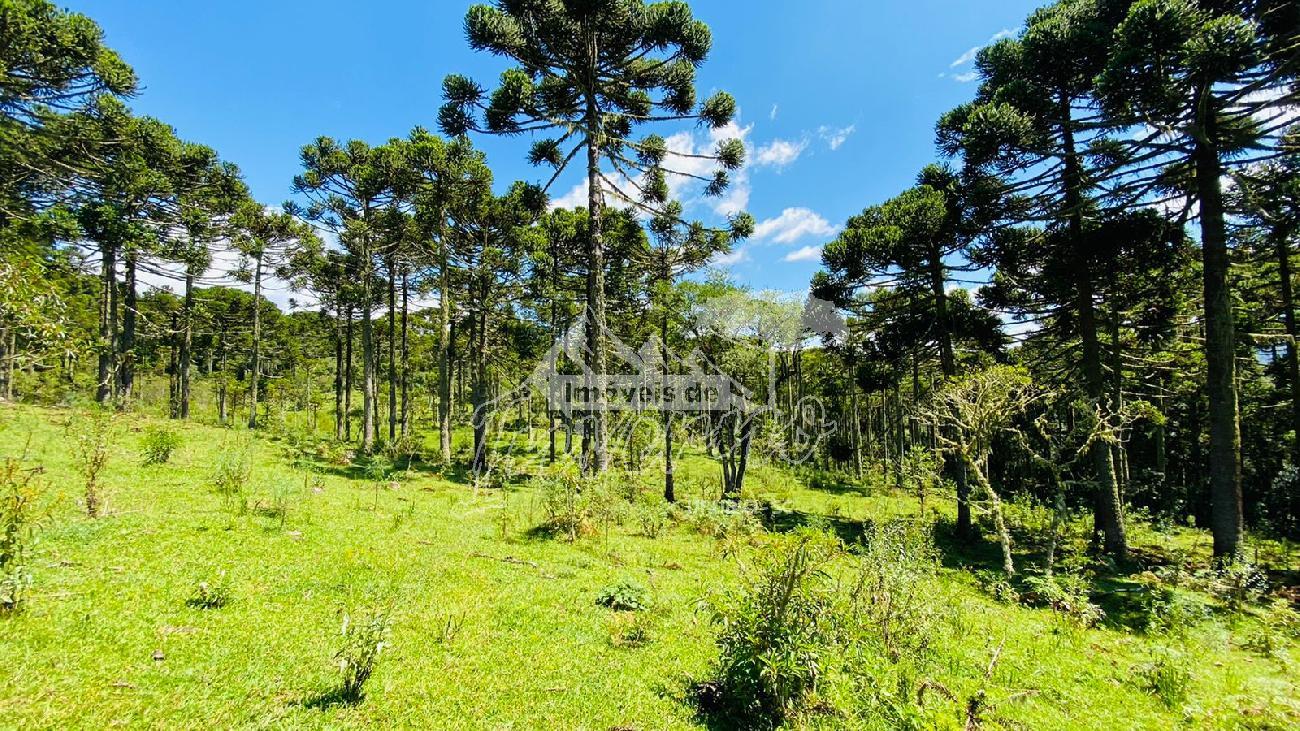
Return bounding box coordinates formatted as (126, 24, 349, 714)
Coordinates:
(0, 457, 44, 613)
(70, 409, 113, 517)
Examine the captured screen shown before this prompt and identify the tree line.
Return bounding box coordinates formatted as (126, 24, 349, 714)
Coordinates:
(2, 0, 1298, 562)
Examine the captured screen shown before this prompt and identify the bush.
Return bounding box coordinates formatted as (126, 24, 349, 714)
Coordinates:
(1242, 599, 1300, 657)
(683, 499, 762, 540)
(1129, 571, 1208, 634)
(70, 409, 113, 517)
(702, 531, 842, 729)
(0, 458, 45, 613)
(633, 492, 672, 539)
(1020, 573, 1105, 628)
(211, 440, 253, 515)
(608, 610, 656, 648)
(1135, 649, 1192, 708)
(850, 521, 941, 660)
(141, 425, 182, 466)
(333, 601, 393, 704)
(536, 463, 589, 540)
(596, 580, 650, 612)
(186, 572, 232, 609)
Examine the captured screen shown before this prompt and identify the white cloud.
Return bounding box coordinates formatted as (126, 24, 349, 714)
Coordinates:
(753, 137, 808, 169)
(818, 124, 855, 151)
(752, 207, 839, 245)
(783, 245, 822, 263)
(949, 46, 983, 69)
(946, 28, 1014, 81)
(769, 103, 779, 120)
(547, 177, 633, 212)
(550, 180, 589, 210)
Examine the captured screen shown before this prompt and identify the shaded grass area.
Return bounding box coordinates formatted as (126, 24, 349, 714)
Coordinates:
(0, 403, 1297, 729)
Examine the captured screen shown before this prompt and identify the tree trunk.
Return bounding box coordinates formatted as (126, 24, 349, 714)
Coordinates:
(345, 305, 354, 441)
(1194, 102, 1243, 560)
(334, 291, 346, 441)
(1275, 232, 1300, 465)
(1060, 91, 1127, 559)
(471, 290, 489, 475)
(584, 93, 609, 473)
(928, 243, 971, 536)
(0, 328, 9, 400)
(438, 216, 453, 463)
(217, 318, 228, 425)
(662, 306, 675, 502)
(168, 311, 179, 418)
(248, 254, 263, 429)
(179, 271, 194, 419)
(387, 255, 397, 442)
(400, 270, 410, 437)
(118, 250, 138, 405)
(97, 241, 117, 404)
(360, 225, 377, 452)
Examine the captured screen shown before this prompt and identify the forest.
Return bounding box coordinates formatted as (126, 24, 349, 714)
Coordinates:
(1, 0, 1299, 728)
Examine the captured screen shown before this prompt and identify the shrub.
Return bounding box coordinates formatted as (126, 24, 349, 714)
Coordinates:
(141, 425, 182, 466)
(333, 601, 393, 703)
(0, 458, 44, 613)
(1135, 649, 1192, 708)
(70, 409, 113, 517)
(633, 492, 672, 539)
(683, 499, 762, 540)
(1210, 561, 1269, 610)
(974, 570, 1020, 604)
(608, 610, 656, 648)
(1130, 571, 1208, 634)
(702, 531, 842, 729)
(186, 572, 232, 609)
(1020, 573, 1105, 629)
(1242, 599, 1300, 657)
(212, 440, 253, 515)
(596, 580, 650, 612)
(536, 463, 589, 540)
(850, 521, 942, 660)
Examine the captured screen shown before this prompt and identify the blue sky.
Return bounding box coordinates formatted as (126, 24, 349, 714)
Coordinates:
(72, 0, 1043, 296)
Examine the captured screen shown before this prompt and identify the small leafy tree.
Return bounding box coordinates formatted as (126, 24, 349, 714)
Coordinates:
(922, 366, 1040, 575)
(70, 409, 113, 517)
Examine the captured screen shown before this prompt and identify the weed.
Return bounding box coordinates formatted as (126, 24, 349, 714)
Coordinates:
(332, 600, 393, 704)
(702, 530, 842, 729)
(1020, 573, 1105, 629)
(0, 458, 44, 613)
(186, 572, 232, 609)
(849, 521, 941, 660)
(596, 580, 650, 612)
(1243, 599, 1300, 657)
(141, 425, 181, 466)
(634, 492, 672, 539)
(70, 409, 113, 517)
(683, 499, 762, 540)
(1135, 648, 1192, 708)
(211, 440, 253, 516)
(608, 610, 656, 648)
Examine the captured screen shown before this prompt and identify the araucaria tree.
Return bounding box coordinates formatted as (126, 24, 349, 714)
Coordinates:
(439, 0, 752, 472)
(231, 202, 320, 429)
(291, 138, 400, 452)
(1096, 0, 1297, 559)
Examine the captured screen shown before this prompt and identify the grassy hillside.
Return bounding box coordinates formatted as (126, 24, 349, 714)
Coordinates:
(0, 403, 1296, 729)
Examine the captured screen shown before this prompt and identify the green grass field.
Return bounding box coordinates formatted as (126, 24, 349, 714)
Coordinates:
(1, 402, 1297, 729)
